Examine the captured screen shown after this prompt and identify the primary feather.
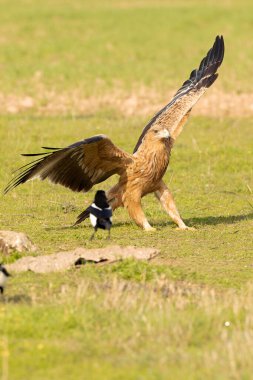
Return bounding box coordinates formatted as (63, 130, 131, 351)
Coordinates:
(4, 135, 132, 194)
(133, 35, 224, 152)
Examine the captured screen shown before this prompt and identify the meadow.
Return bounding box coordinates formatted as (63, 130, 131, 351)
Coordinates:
(0, 0, 253, 379)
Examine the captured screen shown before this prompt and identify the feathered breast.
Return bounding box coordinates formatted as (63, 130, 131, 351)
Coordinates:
(126, 139, 171, 194)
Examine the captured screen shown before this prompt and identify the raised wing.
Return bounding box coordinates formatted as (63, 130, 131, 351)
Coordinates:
(4, 135, 133, 194)
(134, 35, 224, 152)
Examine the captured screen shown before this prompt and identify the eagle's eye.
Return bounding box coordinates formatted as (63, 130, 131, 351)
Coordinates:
(153, 129, 159, 134)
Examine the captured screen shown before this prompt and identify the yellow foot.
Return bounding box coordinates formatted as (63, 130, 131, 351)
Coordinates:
(176, 226, 196, 231)
(144, 226, 157, 232)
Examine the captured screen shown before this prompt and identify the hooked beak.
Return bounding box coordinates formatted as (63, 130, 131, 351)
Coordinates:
(157, 129, 170, 139)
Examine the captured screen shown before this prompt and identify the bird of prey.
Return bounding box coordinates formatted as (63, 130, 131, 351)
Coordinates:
(4, 36, 224, 231)
(0, 264, 11, 294)
(75, 190, 112, 240)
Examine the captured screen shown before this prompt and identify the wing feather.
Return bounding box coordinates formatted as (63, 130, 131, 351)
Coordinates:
(4, 135, 132, 194)
(134, 35, 224, 152)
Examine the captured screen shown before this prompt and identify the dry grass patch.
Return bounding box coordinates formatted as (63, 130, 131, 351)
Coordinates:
(1, 273, 253, 379)
(1, 87, 253, 118)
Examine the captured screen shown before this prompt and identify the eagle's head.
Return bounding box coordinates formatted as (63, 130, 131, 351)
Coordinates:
(143, 128, 170, 144)
(135, 127, 172, 155)
(151, 128, 170, 140)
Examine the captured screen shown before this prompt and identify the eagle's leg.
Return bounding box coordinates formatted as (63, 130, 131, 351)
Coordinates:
(155, 181, 193, 230)
(107, 184, 123, 211)
(124, 195, 156, 231)
(107, 185, 155, 231)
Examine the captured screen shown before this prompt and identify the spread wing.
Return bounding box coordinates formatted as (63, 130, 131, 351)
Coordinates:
(134, 35, 224, 152)
(4, 135, 133, 194)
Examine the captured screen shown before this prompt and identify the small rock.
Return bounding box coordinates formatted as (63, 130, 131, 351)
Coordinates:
(20, 96, 34, 109)
(0, 231, 37, 255)
(7, 105, 18, 114)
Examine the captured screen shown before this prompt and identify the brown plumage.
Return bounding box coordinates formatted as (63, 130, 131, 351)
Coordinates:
(4, 36, 224, 231)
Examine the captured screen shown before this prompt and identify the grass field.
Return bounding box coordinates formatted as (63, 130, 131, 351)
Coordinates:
(0, 0, 253, 379)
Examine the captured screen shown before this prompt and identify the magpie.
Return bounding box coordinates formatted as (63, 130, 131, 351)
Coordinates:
(0, 264, 11, 294)
(74, 190, 112, 240)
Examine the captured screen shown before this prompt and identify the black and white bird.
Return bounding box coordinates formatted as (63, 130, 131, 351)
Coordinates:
(74, 190, 112, 240)
(0, 264, 11, 294)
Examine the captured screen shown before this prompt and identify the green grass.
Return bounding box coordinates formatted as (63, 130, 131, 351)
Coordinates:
(0, 0, 253, 95)
(1, 272, 253, 380)
(0, 0, 253, 379)
(1, 114, 252, 288)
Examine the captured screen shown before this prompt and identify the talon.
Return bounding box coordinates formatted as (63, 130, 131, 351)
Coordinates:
(144, 226, 156, 232)
(176, 226, 196, 231)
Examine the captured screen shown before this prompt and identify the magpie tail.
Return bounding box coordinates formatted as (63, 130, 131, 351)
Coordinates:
(73, 207, 90, 226)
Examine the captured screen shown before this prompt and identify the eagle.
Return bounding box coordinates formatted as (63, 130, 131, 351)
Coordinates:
(4, 36, 224, 231)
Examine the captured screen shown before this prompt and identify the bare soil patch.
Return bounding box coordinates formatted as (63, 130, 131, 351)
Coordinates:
(6, 245, 159, 273)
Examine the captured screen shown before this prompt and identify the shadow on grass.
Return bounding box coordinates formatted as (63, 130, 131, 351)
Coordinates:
(1, 294, 31, 304)
(147, 212, 253, 228)
(184, 212, 253, 227)
(45, 220, 134, 231)
(44, 212, 253, 231)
